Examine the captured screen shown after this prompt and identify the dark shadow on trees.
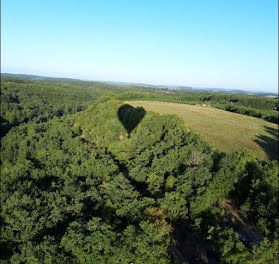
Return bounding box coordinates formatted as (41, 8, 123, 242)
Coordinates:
(254, 126, 278, 161)
(0, 117, 11, 138)
(118, 104, 146, 136)
(172, 222, 219, 264)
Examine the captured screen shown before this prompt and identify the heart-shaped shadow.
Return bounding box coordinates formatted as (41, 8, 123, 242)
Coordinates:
(118, 104, 146, 136)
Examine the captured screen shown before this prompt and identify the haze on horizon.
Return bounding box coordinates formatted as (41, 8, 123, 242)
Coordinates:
(2, 0, 278, 93)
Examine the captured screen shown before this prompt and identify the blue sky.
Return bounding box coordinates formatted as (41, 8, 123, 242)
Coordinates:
(2, 0, 278, 92)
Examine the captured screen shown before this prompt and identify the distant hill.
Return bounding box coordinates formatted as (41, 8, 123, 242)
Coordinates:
(1, 73, 277, 96)
(1, 73, 81, 82)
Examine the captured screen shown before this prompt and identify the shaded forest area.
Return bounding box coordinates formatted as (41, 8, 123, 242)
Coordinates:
(0, 78, 278, 263)
(254, 126, 278, 161)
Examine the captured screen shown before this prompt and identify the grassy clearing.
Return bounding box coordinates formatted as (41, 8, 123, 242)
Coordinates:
(128, 101, 278, 161)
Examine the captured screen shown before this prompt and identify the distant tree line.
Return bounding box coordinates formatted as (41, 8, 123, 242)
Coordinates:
(214, 104, 278, 123)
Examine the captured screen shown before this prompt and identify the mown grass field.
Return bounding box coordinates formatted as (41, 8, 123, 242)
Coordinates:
(128, 101, 278, 161)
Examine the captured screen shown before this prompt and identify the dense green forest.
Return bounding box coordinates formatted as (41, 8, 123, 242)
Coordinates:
(1, 77, 278, 139)
(0, 78, 278, 263)
(0, 78, 145, 137)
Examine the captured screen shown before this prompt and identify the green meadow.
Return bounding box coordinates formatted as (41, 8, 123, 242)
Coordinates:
(128, 101, 278, 161)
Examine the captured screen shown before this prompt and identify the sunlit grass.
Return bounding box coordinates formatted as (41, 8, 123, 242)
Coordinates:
(128, 101, 278, 161)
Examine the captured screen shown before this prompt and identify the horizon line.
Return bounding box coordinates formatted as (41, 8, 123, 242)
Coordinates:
(1, 72, 278, 95)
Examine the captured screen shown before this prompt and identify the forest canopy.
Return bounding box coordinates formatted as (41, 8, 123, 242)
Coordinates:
(0, 78, 278, 263)
(1, 77, 278, 139)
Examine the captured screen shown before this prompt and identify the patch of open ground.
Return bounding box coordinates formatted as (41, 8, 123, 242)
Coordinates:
(128, 101, 278, 161)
